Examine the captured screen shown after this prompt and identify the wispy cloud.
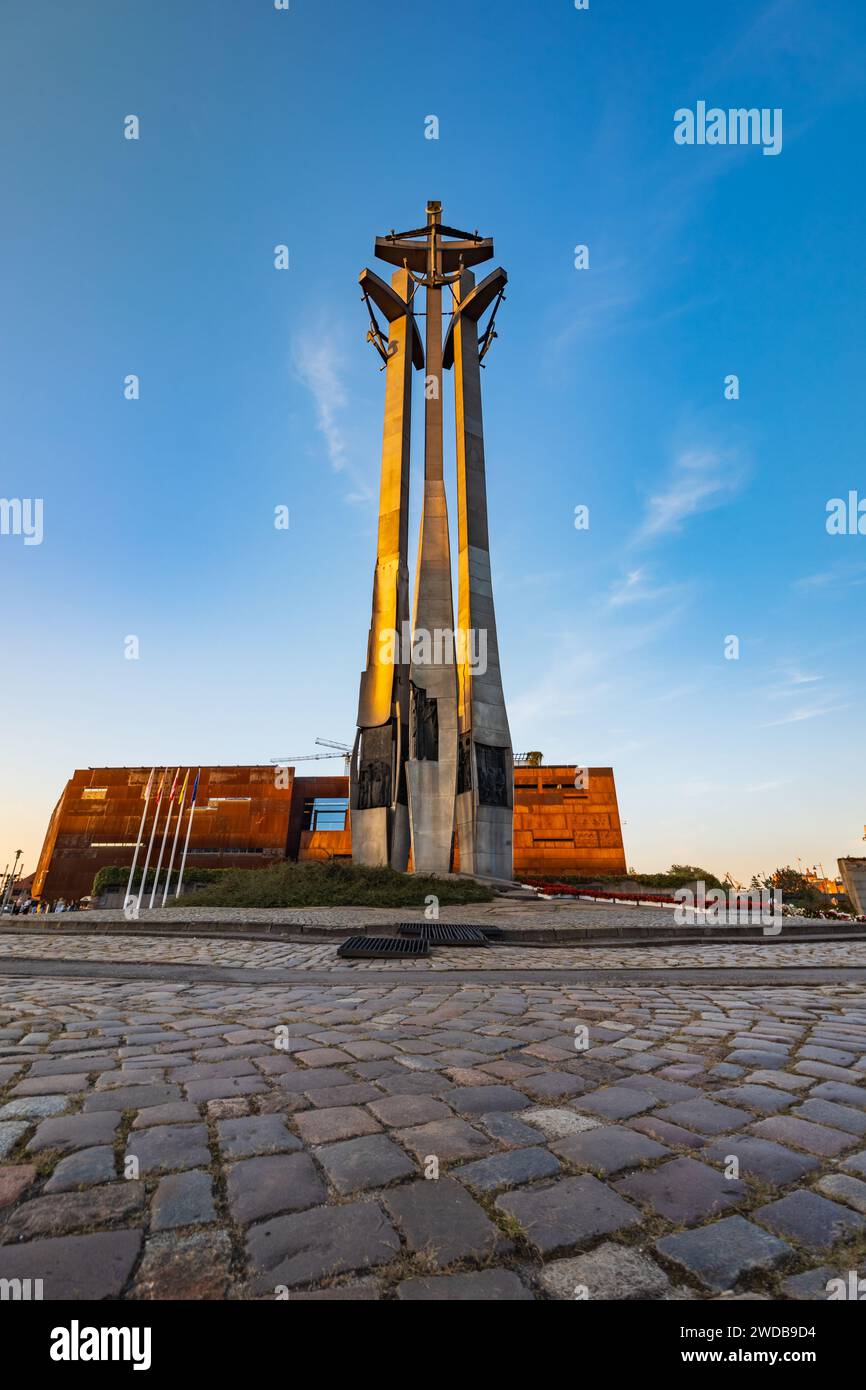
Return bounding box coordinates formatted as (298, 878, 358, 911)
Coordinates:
(636, 448, 741, 542)
(292, 324, 374, 506)
(794, 564, 866, 592)
(608, 567, 676, 608)
(760, 702, 849, 728)
(292, 336, 349, 474)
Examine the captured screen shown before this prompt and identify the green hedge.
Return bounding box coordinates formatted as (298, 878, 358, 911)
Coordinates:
(92, 865, 228, 897)
(176, 860, 495, 908)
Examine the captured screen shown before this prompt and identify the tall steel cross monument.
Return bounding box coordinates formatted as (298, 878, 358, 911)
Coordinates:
(350, 201, 513, 881)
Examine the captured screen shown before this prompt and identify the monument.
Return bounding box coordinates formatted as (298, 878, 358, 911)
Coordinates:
(351, 202, 513, 879)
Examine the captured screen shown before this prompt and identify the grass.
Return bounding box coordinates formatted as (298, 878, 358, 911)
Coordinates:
(174, 859, 495, 909)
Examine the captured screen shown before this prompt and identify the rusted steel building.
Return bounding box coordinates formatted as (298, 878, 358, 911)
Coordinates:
(33, 763, 626, 901)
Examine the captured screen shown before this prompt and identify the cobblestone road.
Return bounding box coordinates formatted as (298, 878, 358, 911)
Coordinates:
(4, 931, 866, 973)
(2, 957, 865, 1300)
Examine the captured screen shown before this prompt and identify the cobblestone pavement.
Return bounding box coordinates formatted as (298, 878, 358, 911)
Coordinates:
(3, 931, 866, 973)
(9, 898, 837, 935)
(1, 969, 865, 1300)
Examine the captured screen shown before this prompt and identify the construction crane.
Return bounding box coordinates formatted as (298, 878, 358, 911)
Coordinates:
(270, 738, 352, 772)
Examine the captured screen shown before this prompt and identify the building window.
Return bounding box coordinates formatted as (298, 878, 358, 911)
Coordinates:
(82, 788, 107, 800)
(303, 797, 348, 832)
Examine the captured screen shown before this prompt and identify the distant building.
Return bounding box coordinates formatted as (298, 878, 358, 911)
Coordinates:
(33, 762, 626, 901)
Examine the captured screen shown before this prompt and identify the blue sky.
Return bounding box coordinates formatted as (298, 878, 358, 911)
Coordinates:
(2, 0, 865, 883)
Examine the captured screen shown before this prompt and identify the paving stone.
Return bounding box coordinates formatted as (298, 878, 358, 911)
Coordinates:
(655, 1215, 792, 1293)
(130, 1230, 233, 1300)
(151, 1169, 217, 1229)
(376, 1073, 453, 1097)
(751, 1115, 857, 1157)
(792, 1060, 856, 1086)
(518, 1071, 586, 1101)
(226, 1152, 326, 1223)
(793, 1099, 866, 1136)
(714, 1085, 794, 1116)
(294, 1106, 381, 1145)
(538, 1242, 672, 1300)
(28, 1054, 114, 1076)
(395, 1117, 492, 1163)
(745, 1069, 810, 1091)
(295, 1047, 354, 1067)
(292, 1278, 382, 1300)
(366, 1095, 451, 1128)
(754, 1190, 866, 1251)
(342, 1040, 397, 1060)
(521, 1106, 601, 1140)
(726, 1050, 788, 1070)
(43, 1146, 118, 1192)
(83, 1083, 182, 1112)
(12, 1073, 90, 1097)
(28, 1111, 121, 1154)
(125, 1123, 211, 1175)
(304, 1082, 383, 1109)
(496, 1175, 640, 1255)
(654, 1098, 751, 1136)
(172, 1058, 259, 1082)
(575, 1087, 656, 1120)
(703, 1135, 818, 1185)
(815, 1173, 866, 1216)
(842, 1149, 866, 1177)
(730, 1036, 790, 1054)
(217, 1113, 302, 1158)
(0, 1095, 69, 1121)
(0, 1182, 145, 1243)
(246, 1200, 400, 1292)
(315, 1133, 415, 1194)
(620, 1077, 702, 1103)
(449, 1084, 530, 1115)
(383, 1177, 503, 1266)
(799, 1045, 856, 1066)
(183, 1076, 267, 1103)
(131, 1102, 201, 1129)
(630, 1115, 707, 1149)
(453, 1145, 561, 1194)
(476, 1111, 546, 1147)
(781, 1266, 838, 1300)
(0, 1164, 37, 1209)
(0, 1121, 28, 1158)
(553, 1125, 670, 1176)
(614, 1156, 745, 1225)
(397, 1269, 533, 1300)
(276, 1066, 357, 1094)
(0, 1229, 142, 1299)
(206, 1097, 251, 1120)
(808, 1081, 866, 1111)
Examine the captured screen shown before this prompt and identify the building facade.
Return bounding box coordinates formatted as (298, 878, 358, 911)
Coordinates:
(33, 762, 626, 901)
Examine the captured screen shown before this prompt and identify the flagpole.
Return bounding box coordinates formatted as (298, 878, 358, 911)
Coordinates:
(137, 769, 166, 910)
(175, 768, 201, 899)
(149, 768, 178, 908)
(162, 768, 189, 905)
(124, 767, 155, 910)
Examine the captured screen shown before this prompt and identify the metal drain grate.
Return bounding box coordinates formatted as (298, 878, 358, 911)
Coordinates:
(338, 935, 429, 959)
(397, 923, 489, 946)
